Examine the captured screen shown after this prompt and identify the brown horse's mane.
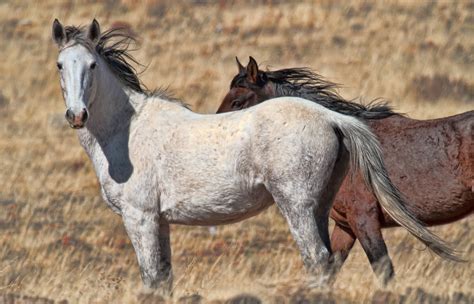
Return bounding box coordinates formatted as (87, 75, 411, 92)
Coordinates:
(232, 67, 398, 119)
(63, 25, 186, 107)
(268, 68, 398, 119)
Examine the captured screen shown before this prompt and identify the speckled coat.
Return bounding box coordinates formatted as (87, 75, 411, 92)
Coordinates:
(52, 20, 458, 293)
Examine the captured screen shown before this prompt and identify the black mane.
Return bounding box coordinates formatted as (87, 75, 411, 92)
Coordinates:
(270, 68, 398, 119)
(232, 67, 397, 119)
(268, 68, 397, 119)
(64, 25, 149, 94)
(63, 25, 188, 107)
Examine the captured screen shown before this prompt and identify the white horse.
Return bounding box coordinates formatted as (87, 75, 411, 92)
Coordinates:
(51, 19, 456, 292)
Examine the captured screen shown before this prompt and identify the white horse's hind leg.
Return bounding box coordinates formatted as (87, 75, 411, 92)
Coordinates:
(313, 150, 350, 283)
(262, 131, 344, 286)
(274, 195, 332, 285)
(122, 209, 173, 294)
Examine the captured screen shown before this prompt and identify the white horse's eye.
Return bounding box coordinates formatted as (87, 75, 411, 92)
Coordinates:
(90, 62, 97, 70)
(56, 62, 63, 70)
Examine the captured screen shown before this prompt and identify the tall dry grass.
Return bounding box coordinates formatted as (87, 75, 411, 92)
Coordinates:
(0, 1, 472, 303)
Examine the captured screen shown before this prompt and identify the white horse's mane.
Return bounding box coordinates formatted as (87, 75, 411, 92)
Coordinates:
(64, 25, 187, 107)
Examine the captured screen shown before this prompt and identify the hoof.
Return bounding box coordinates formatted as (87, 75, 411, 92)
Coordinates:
(137, 290, 167, 303)
(139, 280, 173, 301)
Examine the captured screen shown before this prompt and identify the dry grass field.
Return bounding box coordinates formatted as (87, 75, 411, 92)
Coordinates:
(0, 0, 472, 303)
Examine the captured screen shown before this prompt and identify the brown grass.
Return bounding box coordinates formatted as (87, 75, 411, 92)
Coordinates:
(0, 1, 472, 303)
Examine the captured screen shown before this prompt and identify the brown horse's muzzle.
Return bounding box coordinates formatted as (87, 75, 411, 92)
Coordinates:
(65, 108, 88, 129)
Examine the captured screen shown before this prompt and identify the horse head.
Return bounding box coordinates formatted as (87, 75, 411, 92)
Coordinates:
(52, 19, 102, 128)
(217, 56, 275, 113)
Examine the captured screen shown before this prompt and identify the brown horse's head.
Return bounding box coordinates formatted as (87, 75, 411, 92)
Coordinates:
(217, 56, 275, 113)
(217, 87, 259, 113)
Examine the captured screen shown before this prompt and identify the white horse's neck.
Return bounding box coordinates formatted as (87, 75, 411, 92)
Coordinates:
(77, 58, 145, 184)
(81, 63, 136, 141)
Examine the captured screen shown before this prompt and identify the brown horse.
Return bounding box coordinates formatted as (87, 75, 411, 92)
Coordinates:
(217, 57, 473, 284)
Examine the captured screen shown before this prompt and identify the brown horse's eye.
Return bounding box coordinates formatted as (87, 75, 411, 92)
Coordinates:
(231, 98, 245, 109)
(56, 62, 63, 70)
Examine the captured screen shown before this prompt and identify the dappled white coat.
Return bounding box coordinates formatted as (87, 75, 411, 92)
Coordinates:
(53, 19, 456, 294)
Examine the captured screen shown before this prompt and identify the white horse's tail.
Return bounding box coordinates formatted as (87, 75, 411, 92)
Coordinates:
(329, 114, 463, 262)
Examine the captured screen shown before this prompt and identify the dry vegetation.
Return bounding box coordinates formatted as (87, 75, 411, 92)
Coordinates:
(0, 0, 472, 303)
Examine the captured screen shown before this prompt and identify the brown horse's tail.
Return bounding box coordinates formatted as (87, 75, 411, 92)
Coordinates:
(329, 114, 464, 262)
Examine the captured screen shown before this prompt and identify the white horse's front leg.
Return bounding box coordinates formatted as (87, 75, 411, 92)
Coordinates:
(157, 220, 172, 291)
(122, 207, 172, 293)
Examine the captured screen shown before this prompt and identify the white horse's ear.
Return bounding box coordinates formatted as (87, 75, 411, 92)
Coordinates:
(52, 19, 66, 46)
(236, 56, 245, 74)
(88, 19, 101, 44)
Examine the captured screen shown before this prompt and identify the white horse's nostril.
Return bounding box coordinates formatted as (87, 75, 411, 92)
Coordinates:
(65, 109, 75, 121)
(81, 109, 88, 123)
(65, 108, 88, 128)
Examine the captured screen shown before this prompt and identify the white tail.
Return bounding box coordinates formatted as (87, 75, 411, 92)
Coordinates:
(330, 114, 463, 261)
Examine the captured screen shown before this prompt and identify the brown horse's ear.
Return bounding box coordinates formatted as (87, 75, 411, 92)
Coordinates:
(246, 56, 259, 83)
(236, 57, 245, 74)
(52, 19, 66, 46)
(88, 19, 101, 44)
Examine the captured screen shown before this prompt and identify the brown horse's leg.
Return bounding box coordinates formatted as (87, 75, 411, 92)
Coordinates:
(330, 223, 356, 276)
(348, 206, 394, 285)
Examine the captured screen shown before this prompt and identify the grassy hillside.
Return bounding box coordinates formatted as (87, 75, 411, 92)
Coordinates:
(0, 1, 472, 303)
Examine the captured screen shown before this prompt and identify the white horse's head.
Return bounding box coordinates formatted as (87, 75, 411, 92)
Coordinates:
(52, 19, 101, 128)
